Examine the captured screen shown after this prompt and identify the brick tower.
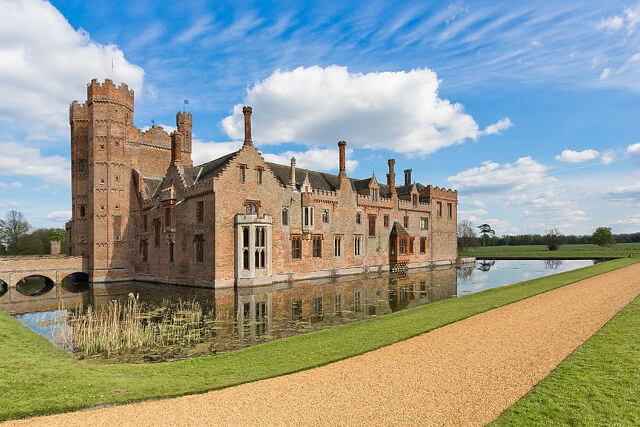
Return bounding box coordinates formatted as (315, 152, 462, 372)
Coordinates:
(69, 79, 136, 281)
(176, 111, 193, 166)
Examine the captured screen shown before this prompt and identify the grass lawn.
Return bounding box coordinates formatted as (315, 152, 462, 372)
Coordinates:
(493, 293, 640, 425)
(460, 242, 640, 259)
(0, 258, 636, 421)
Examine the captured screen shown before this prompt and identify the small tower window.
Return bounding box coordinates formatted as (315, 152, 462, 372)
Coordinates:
(256, 167, 263, 184)
(239, 164, 247, 183)
(78, 159, 86, 173)
(322, 209, 329, 223)
(282, 208, 289, 226)
(356, 212, 361, 224)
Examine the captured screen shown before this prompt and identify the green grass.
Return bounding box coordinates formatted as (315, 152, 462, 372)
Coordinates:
(460, 242, 640, 259)
(493, 294, 640, 425)
(0, 258, 637, 421)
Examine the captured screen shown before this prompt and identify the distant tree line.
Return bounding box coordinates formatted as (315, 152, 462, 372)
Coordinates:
(0, 210, 66, 255)
(458, 221, 637, 249)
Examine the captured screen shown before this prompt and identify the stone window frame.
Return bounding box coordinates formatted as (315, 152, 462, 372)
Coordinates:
(312, 234, 323, 258)
(303, 206, 314, 228)
(312, 296, 323, 318)
(420, 237, 427, 254)
(291, 234, 303, 259)
(79, 205, 86, 218)
(282, 207, 289, 226)
(334, 293, 342, 314)
(447, 202, 453, 218)
(371, 188, 378, 201)
(78, 159, 86, 173)
(356, 212, 361, 225)
(256, 166, 264, 184)
(354, 234, 362, 256)
(420, 217, 428, 230)
(436, 201, 442, 217)
(383, 215, 389, 228)
(404, 215, 409, 228)
(334, 235, 343, 257)
(245, 200, 260, 215)
(322, 209, 330, 223)
(354, 290, 362, 312)
(409, 237, 415, 254)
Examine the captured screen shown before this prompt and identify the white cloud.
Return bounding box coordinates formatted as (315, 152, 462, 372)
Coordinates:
(614, 213, 640, 225)
(262, 148, 359, 173)
(0, 142, 70, 186)
(46, 210, 71, 222)
(191, 139, 243, 166)
(627, 142, 640, 158)
(597, 15, 624, 31)
(480, 118, 513, 136)
(0, 0, 144, 139)
(555, 149, 600, 163)
(221, 65, 508, 156)
(600, 68, 611, 80)
(625, 3, 640, 34)
(447, 156, 552, 194)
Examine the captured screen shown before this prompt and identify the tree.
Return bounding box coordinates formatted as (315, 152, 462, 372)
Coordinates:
(592, 227, 616, 248)
(543, 228, 565, 251)
(0, 210, 30, 255)
(477, 223, 496, 247)
(18, 234, 44, 255)
(457, 220, 478, 251)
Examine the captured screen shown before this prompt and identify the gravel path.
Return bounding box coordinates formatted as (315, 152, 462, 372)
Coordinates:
(7, 263, 640, 427)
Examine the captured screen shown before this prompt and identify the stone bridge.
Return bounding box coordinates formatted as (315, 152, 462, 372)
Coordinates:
(0, 255, 88, 288)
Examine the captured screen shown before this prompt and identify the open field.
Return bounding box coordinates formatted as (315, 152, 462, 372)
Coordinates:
(0, 258, 637, 422)
(460, 242, 640, 259)
(493, 291, 640, 425)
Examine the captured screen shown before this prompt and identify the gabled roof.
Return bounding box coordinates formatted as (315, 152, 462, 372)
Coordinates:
(390, 221, 410, 238)
(142, 177, 162, 198)
(185, 150, 239, 183)
(266, 162, 355, 192)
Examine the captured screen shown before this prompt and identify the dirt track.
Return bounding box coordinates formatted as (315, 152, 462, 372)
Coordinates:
(7, 263, 640, 426)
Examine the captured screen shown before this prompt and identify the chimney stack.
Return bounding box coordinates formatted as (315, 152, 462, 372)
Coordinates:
(338, 141, 347, 178)
(404, 169, 412, 187)
(171, 131, 182, 162)
(290, 157, 296, 187)
(387, 159, 396, 194)
(242, 106, 252, 146)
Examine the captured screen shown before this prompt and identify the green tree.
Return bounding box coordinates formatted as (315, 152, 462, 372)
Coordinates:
(18, 234, 44, 255)
(592, 227, 616, 248)
(477, 223, 496, 247)
(0, 210, 30, 255)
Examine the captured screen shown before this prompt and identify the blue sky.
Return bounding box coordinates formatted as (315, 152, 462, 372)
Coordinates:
(1, 0, 639, 235)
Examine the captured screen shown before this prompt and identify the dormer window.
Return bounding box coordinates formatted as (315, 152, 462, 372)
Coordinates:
(412, 194, 418, 205)
(245, 200, 259, 215)
(371, 188, 378, 201)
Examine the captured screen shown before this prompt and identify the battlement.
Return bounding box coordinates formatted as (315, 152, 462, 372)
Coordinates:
(69, 101, 88, 122)
(176, 111, 192, 124)
(87, 78, 134, 111)
(422, 185, 458, 200)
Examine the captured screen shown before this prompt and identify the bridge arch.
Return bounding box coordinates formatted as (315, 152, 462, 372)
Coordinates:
(15, 275, 55, 296)
(0, 279, 7, 297)
(60, 272, 90, 293)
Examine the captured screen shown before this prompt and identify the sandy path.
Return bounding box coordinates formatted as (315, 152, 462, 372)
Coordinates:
(7, 263, 640, 427)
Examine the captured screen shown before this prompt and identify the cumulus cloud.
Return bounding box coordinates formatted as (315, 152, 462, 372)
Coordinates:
(598, 3, 640, 34)
(447, 156, 552, 194)
(597, 15, 624, 31)
(555, 149, 600, 163)
(46, 210, 72, 222)
(0, 142, 70, 186)
(221, 66, 509, 156)
(263, 148, 358, 173)
(0, 0, 144, 139)
(601, 150, 615, 164)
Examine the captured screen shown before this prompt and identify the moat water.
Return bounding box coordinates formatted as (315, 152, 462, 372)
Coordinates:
(1, 259, 595, 363)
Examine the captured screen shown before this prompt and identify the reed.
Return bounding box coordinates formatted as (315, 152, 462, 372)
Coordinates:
(61, 296, 218, 357)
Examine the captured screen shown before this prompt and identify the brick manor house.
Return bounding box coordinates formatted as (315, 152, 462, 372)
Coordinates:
(66, 79, 458, 287)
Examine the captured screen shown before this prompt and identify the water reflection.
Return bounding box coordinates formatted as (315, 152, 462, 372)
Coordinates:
(16, 275, 55, 296)
(2, 259, 596, 362)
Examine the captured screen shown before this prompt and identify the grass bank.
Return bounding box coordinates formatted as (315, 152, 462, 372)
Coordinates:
(493, 293, 640, 425)
(460, 242, 640, 259)
(0, 258, 636, 421)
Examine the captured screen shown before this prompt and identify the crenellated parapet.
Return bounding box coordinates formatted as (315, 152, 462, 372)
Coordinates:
(69, 101, 88, 123)
(87, 78, 134, 111)
(422, 185, 458, 201)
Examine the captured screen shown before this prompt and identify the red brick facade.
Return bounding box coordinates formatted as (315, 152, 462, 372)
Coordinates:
(67, 79, 458, 287)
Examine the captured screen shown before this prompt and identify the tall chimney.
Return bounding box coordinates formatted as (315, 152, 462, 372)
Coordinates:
(171, 131, 182, 162)
(387, 159, 396, 194)
(242, 106, 252, 146)
(290, 156, 296, 187)
(338, 140, 347, 178)
(404, 169, 412, 187)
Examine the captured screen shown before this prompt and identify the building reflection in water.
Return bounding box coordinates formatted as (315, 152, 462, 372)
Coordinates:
(1, 266, 458, 355)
